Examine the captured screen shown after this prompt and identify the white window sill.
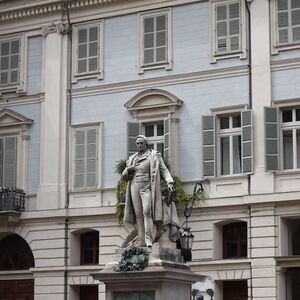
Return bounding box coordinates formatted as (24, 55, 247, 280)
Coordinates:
(272, 42, 300, 55)
(69, 188, 101, 194)
(0, 83, 26, 96)
(72, 71, 103, 83)
(138, 61, 172, 74)
(210, 50, 247, 63)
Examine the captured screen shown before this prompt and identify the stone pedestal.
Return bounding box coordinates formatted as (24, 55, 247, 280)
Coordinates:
(92, 246, 203, 300)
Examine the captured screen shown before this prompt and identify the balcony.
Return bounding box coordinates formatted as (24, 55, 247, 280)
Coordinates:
(0, 188, 25, 223)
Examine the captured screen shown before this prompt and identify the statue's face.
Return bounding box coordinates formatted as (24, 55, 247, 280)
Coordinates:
(136, 138, 147, 153)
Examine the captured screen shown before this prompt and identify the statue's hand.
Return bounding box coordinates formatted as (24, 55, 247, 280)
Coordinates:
(168, 182, 175, 193)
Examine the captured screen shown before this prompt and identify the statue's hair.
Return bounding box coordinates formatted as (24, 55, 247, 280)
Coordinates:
(136, 135, 149, 147)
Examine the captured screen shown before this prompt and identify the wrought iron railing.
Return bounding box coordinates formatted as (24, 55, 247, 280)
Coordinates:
(0, 188, 25, 212)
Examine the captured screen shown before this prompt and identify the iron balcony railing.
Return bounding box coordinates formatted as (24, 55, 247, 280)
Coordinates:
(0, 188, 25, 212)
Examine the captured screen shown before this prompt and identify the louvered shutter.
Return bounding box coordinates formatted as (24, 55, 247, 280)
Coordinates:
(88, 26, 99, 72)
(3, 136, 17, 188)
(143, 17, 155, 65)
(127, 122, 141, 158)
(164, 117, 170, 163)
(86, 128, 97, 188)
(277, 0, 289, 44)
(202, 115, 216, 177)
(155, 14, 167, 63)
(241, 110, 253, 174)
(265, 107, 279, 172)
(78, 28, 88, 73)
(75, 129, 85, 189)
(229, 2, 240, 51)
(0, 139, 3, 186)
(216, 4, 228, 53)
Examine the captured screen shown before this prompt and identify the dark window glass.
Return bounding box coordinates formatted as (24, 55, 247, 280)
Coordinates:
(223, 281, 247, 300)
(157, 123, 164, 136)
(220, 117, 229, 129)
(296, 109, 300, 121)
(0, 235, 34, 270)
(80, 285, 98, 300)
(81, 231, 99, 265)
(283, 110, 293, 122)
(145, 125, 154, 137)
(286, 268, 300, 300)
(223, 222, 247, 259)
(232, 114, 241, 128)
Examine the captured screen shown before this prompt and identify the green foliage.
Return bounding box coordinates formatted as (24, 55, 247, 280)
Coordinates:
(114, 246, 149, 272)
(115, 160, 126, 175)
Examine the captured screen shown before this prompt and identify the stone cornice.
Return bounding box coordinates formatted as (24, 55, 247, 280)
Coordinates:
(0, 0, 123, 22)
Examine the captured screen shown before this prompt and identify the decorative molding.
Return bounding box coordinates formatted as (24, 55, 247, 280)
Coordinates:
(0, 108, 33, 128)
(271, 58, 300, 71)
(42, 22, 70, 36)
(71, 65, 249, 99)
(0, 0, 201, 22)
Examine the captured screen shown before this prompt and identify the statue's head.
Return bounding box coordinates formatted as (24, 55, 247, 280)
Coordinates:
(136, 135, 149, 152)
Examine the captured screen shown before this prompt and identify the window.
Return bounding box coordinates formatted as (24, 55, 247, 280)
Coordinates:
(202, 109, 253, 178)
(210, 0, 247, 62)
(223, 222, 247, 259)
(0, 136, 17, 188)
(0, 109, 32, 191)
(218, 114, 242, 176)
(139, 9, 172, 72)
(143, 122, 164, 155)
(80, 231, 99, 265)
(285, 268, 300, 300)
(72, 21, 103, 82)
(72, 124, 102, 191)
(281, 108, 300, 170)
(223, 280, 248, 300)
(80, 286, 98, 300)
(125, 89, 182, 172)
(276, 0, 300, 46)
(0, 38, 20, 86)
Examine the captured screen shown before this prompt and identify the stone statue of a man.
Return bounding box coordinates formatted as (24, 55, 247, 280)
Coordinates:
(121, 135, 178, 248)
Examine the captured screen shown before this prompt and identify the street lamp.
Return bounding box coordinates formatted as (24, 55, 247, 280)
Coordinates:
(179, 182, 204, 262)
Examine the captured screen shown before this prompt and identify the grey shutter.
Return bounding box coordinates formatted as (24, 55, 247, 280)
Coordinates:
(3, 136, 17, 188)
(86, 128, 97, 188)
(202, 115, 216, 177)
(229, 2, 240, 51)
(0, 139, 3, 186)
(216, 4, 228, 53)
(164, 117, 170, 163)
(127, 122, 141, 158)
(143, 17, 155, 65)
(241, 110, 253, 174)
(75, 129, 85, 189)
(155, 14, 167, 62)
(265, 107, 279, 171)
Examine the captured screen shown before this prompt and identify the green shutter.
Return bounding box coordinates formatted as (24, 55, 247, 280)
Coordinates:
(202, 115, 216, 177)
(241, 110, 253, 174)
(127, 122, 141, 158)
(265, 107, 279, 172)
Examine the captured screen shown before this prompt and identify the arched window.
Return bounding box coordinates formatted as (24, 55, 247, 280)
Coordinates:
(0, 234, 34, 270)
(80, 231, 99, 265)
(223, 222, 247, 259)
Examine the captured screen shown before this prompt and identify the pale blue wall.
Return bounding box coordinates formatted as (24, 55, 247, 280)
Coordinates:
(72, 2, 248, 89)
(272, 68, 300, 101)
(27, 36, 43, 95)
(72, 75, 249, 187)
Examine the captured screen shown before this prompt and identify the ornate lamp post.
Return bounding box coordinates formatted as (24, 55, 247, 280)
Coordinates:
(179, 182, 204, 262)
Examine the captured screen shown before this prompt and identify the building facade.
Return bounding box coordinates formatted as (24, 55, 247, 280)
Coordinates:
(0, 0, 300, 299)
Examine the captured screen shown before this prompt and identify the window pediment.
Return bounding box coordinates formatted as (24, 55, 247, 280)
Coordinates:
(0, 108, 33, 129)
(125, 89, 182, 118)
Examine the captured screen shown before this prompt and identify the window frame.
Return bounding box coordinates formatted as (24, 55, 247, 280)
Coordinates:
(280, 108, 300, 171)
(209, 0, 247, 63)
(223, 221, 247, 259)
(142, 121, 165, 154)
(72, 20, 103, 83)
(138, 8, 172, 73)
(70, 123, 103, 192)
(0, 33, 26, 95)
(217, 113, 242, 176)
(271, 0, 300, 54)
(80, 231, 99, 265)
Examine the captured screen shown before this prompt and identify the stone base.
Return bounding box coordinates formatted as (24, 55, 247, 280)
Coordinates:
(92, 247, 203, 300)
